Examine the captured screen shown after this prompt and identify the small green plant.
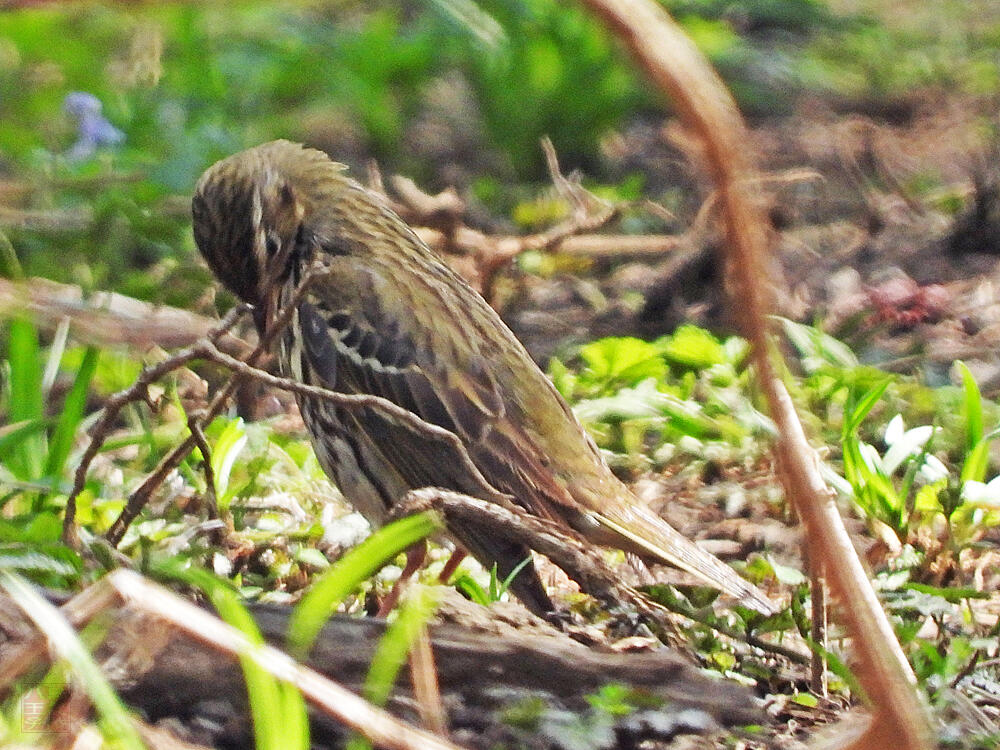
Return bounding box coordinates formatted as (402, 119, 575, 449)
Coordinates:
(1, 318, 98, 506)
(448, 555, 534, 606)
(548, 327, 767, 460)
(836, 361, 1000, 548)
(287, 512, 441, 656)
(0, 318, 93, 587)
(158, 562, 309, 750)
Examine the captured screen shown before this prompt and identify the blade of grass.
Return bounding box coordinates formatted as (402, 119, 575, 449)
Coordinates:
(6, 318, 45, 481)
(449, 573, 491, 606)
(494, 555, 533, 600)
(347, 585, 441, 750)
(0, 419, 49, 467)
(956, 361, 983, 452)
(961, 441, 990, 484)
(962, 426, 1000, 484)
(44, 346, 99, 481)
(0, 570, 144, 750)
(845, 380, 891, 433)
(287, 511, 440, 659)
(0, 230, 23, 280)
(210, 417, 248, 510)
(361, 586, 440, 707)
(154, 561, 309, 750)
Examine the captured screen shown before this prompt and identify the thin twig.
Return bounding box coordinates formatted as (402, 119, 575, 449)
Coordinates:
(104, 266, 324, 545)
(63, 344, 206, 546)
(63, 304, 250, 546)
(187, 413, 219, 521)
(409, 620, 448, 736)
(0, 277, 254, 358)
(810, 567, 828, 697)
(198, 340, 512, 508)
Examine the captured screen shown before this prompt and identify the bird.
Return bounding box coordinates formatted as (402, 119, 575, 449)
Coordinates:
(191, 140, 775, 616)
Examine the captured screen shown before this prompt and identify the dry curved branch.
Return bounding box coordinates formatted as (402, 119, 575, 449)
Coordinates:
(577, 1, 934, 748)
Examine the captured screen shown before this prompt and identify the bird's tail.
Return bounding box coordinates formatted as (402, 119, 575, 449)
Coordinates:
(595, 503, 777, 615)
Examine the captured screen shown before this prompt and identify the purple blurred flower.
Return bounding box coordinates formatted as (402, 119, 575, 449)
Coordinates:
(63, 92, 124, 161)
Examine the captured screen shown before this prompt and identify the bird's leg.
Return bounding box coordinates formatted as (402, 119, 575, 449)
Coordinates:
(437, 548, 468, 584)
(377, 541, 427, 618)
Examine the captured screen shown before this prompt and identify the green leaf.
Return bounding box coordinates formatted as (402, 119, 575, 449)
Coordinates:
(778, 317, 859, 372)
(295, 547, 331, 570)
(5, 318, 45, 480)
(657, 325, 725, 370)
(956, 361, 983, 451)
(904, 581, 989, 603)
(44, 346, 99, 481)
(845, 380, 891, 432)
(578, 337, 666, 390)
(450, 572, 491, 606)
(766, 556, 807, 586)
(791, 692, 818, 707)
(156, 563, 309, 750)
(210, 417, 249, 508)
(286, 512, 440, 659)
(0, 419, 49, 468)
(961, 439, 990, 484)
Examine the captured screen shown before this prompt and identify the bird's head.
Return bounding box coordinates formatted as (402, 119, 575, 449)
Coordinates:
(192, 140, 344, 309)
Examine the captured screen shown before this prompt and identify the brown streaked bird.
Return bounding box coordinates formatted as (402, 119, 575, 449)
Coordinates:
(192, 140, 775, 615)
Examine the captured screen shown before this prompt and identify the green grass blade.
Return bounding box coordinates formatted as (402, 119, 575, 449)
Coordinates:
(44, 346, 99, 481)
(209, 417, 248, 510)
(0, 419, 49, 466)
(0, 571, 145, 750)
(961, 439, 989, 484)
(287, 511, 441, 659)
(498, 555, 534, 597)
(845, 380, 890, 433)
(364, 585, 439, 706)
(0, 230, 23, 280)
(347, 585, 440, 750)
(5, 318, 45, 480)
(956, 361, 983, 451)
(449, 573, 491, 606)
(154, 562, 308, 750)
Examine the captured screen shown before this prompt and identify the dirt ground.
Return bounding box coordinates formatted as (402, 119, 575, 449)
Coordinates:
(497, 91, 1000, 400)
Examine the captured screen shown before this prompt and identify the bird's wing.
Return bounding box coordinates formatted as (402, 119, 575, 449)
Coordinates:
(288, 247, 577, 523)
(288, 253, 559, 612)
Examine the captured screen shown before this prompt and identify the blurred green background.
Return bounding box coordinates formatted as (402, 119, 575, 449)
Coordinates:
(2, 0, 998, 307)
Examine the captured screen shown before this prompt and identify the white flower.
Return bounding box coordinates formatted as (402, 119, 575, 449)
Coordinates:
(961, 476, 1000, 508)
(881, 415, 938, 476)
(858, 441, 883, 473)
(884, 414, 905, 445)
(917, 454, 949, 484)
